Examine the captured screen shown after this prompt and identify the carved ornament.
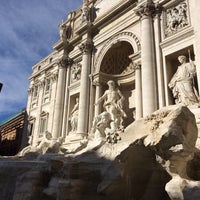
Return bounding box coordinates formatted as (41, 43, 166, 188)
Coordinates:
(79, 41, 93, 54)
(59, 56, 73, 68)
(136, 2, 156, 18)
(71, 63, 82, 82)
(164, 1, 189, 37)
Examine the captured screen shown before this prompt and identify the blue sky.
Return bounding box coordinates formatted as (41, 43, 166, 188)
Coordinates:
(0, 0, 82, 123)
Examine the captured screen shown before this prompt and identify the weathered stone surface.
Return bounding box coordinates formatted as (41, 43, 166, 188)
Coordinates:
(0, 105, 200, 200)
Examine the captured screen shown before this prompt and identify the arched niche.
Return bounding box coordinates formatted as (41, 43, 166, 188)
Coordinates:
(100, 41, 134, 75)
(93, 32, 141, 127)
(94, 31, 141, 75)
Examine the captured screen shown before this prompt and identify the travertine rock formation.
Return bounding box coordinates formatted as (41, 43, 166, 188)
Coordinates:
(0, 105, 200, 200)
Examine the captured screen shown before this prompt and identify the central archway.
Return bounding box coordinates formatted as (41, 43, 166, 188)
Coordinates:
(92, 32, 141, 128)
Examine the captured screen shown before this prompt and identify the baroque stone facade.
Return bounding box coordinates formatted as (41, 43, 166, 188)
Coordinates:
(26, 0, 200, 153)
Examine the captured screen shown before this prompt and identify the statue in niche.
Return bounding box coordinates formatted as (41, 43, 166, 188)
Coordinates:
(95, 80, 127, 131)
(71, 63, 81, 82)
(168, 55, 200, 106)
(70, 97, 79, 133)
(165, 2, 188, 36)
(59, 23, 71, 41)
(81, 0, 89, 23)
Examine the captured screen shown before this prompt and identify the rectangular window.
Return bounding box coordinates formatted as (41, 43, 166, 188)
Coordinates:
(28, 123, 34, 136)
(40, 117, 47, 133)
(33, 85, 38, 97)
(45, 79, 51, 93)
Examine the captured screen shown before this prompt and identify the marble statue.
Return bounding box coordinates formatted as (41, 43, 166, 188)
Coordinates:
(91, 111, 111, 139)
(95, 80, 126, 131)
(71, 63, 81, 82)
(81, 0, 89, 23)
(168, 55, 199, 106)
(70, 97, 79, 133)
(35, 131, 52, 154)
(59, 24, 71, 41)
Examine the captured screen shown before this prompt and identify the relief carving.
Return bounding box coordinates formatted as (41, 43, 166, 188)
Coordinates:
(165, 2, 189, 37)
(71, 63, 82, 82)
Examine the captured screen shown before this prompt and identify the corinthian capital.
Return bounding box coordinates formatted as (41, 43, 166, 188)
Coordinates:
(136, 2, 156, 18)
(59, 56, 73, 68)
(134, 61, 141, 70)
(79, 41, 93, 54)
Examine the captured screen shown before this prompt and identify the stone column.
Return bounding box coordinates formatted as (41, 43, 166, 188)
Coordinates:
(154, 5, 165, 108)
(136, 2, 157, 116)
(61, 64, 71, 138)
(135, 63, 143, 119)
(52, 59, 67, 141)
(77, 41, 92, 136)
(94, 80, 102, 117)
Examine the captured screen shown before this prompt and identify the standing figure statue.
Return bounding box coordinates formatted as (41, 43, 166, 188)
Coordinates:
(168, 55, 199, 106)
(70, 97, 79, 133)
(95, 80, 126, 130)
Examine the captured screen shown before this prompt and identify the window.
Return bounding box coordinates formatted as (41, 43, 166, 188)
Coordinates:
(40, 117, 48, 133)
(28, 123, 34, 136)
(49, 57, 53, 63)
(45, 78, 51, 93)
(33, 85, 38, 98)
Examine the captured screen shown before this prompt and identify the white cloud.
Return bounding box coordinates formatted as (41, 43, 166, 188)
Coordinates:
(0, 0, 82, 122)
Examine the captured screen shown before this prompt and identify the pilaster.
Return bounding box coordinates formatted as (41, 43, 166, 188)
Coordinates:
(134, 62, 143, 119)
(32, 80, 45, 146)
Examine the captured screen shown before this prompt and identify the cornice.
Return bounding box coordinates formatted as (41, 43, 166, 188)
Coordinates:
(160, 27, 194, 49)
(93, 0, 137, 30)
